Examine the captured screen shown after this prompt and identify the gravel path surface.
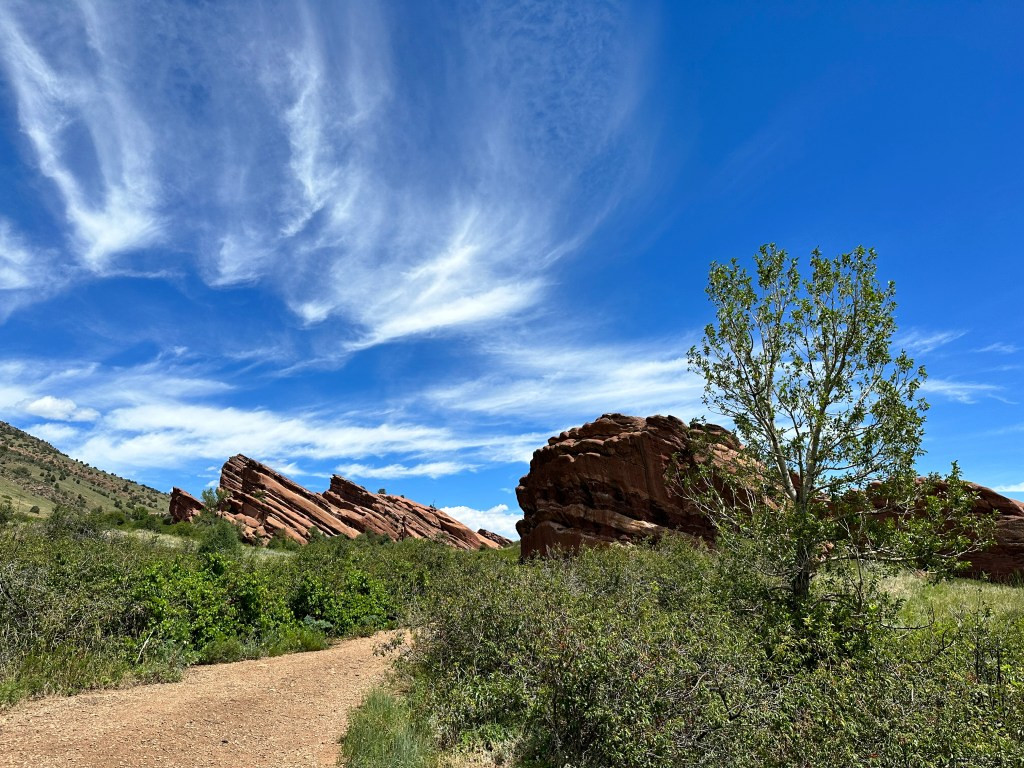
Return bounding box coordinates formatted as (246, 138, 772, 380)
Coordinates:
(0, 634, 394, 768)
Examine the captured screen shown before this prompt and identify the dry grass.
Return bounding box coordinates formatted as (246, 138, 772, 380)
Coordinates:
(883, 570, 1024, 626)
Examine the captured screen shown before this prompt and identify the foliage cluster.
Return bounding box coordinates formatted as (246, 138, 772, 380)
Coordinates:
(399, 538, 1024, 768)
(0, 508, 457, 707)
(684, 245, 994, 642)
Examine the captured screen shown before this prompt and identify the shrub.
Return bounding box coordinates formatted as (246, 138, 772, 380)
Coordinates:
(44, 506, 101, 540)
(267, 528, 301, 551)
(288, 570, 394, 636)
(403, 537, 1024, 768)
(197, 518, 243, 556)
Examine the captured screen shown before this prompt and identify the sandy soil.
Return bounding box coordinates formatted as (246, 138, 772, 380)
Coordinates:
(0, 634, 395, 768)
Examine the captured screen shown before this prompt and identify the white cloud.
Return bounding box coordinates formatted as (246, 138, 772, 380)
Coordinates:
(22, 395, 99, 422)
(337, 461, 476, 480)
(0, 219, 42, 291)
(0, 219, 71, 320)
(29, 423, 80, 444)
(0, 2, 647, 340)
(994, 482, 1024, 493)
(264, 460, 326, 479)
(441, 503, 520, 539)
(426, 340, 706, 421)
(976, 342, 1019, 354)
(82, 402, 462, 470)
(0, 1, 162, 269)
(921, 378, 1003, 404)
(897, 329, 966, 355)
(200, 1, 644, 347)
(0, 354, 557, 478)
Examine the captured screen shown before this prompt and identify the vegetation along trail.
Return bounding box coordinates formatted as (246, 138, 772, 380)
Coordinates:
(0, 634, 393, 768)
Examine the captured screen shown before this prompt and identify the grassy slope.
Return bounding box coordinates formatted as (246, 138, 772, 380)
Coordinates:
(0, 421, 168, 517)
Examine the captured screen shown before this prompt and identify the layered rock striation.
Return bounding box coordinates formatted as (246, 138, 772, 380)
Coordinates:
(516, 413, 1024, 578)
(516, 413, 740, 558)
(170, 455, 503, 550)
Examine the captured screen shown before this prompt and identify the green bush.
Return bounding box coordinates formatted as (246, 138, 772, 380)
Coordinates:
(288, 569, 394, 635)
(267, 528, 301, 551)
(197, 517, 243, 556)
(0, 519, 455, 708)
(403, 537, 1024, 768)
(44, 505, 101, 539)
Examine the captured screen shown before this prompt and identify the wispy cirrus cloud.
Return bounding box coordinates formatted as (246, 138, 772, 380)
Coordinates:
(994, 482, 1024, 493)
(921, 378, 1004, 404)
(426, 339, 706, 421)
(0, 0, 163, 269)
(0, 1, 646, 349)
(976, 342, 1019, 354)
(238, 0, 645, 348)
(897, 329, 966, 355)
(0, 0, 648, 350)
(0, 220, 47, 291)
(0, 219, 70, 319)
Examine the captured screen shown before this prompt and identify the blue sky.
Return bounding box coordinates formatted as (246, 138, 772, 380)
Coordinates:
(0, 1, 1021, 538)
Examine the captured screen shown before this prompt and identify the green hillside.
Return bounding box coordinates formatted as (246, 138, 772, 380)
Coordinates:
(0, 421, 168, 517)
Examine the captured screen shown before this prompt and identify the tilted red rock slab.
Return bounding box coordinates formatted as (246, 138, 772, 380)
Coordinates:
(477, 528, 514, 547)
(170, 455, 500, 551)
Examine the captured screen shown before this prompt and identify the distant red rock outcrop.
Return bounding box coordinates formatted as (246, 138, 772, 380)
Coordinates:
(516, 413, 1024, 579)
(964, 485, 1024, 578)
(867, 479, 1024, 579)
(169, 487, 203, 522)
(170, 455, 501, 551)
(477, 528, 514, 548)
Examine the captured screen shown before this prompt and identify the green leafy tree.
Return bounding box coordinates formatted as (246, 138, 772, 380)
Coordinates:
(684, 245, 993, 652)
(200, 486, 230, 514)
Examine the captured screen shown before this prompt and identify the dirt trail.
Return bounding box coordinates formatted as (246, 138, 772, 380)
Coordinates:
(0, 634, 395, 768)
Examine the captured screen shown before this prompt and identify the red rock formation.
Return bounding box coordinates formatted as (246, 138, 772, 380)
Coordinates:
(169, 487, 203, 522)
(517, 413, 1024, 579)
(516, 413, 740, 558)
(183, 454, 500, 550)
(868, 479, 1024, 579)
(477, 528, 514, 547)
(965, 485, 1024, 578)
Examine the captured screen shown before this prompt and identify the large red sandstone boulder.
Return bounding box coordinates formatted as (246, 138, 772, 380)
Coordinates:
(516, 413, 740, 558)
(516, 413, 1024, 579)
(172, 455, 501, 551)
